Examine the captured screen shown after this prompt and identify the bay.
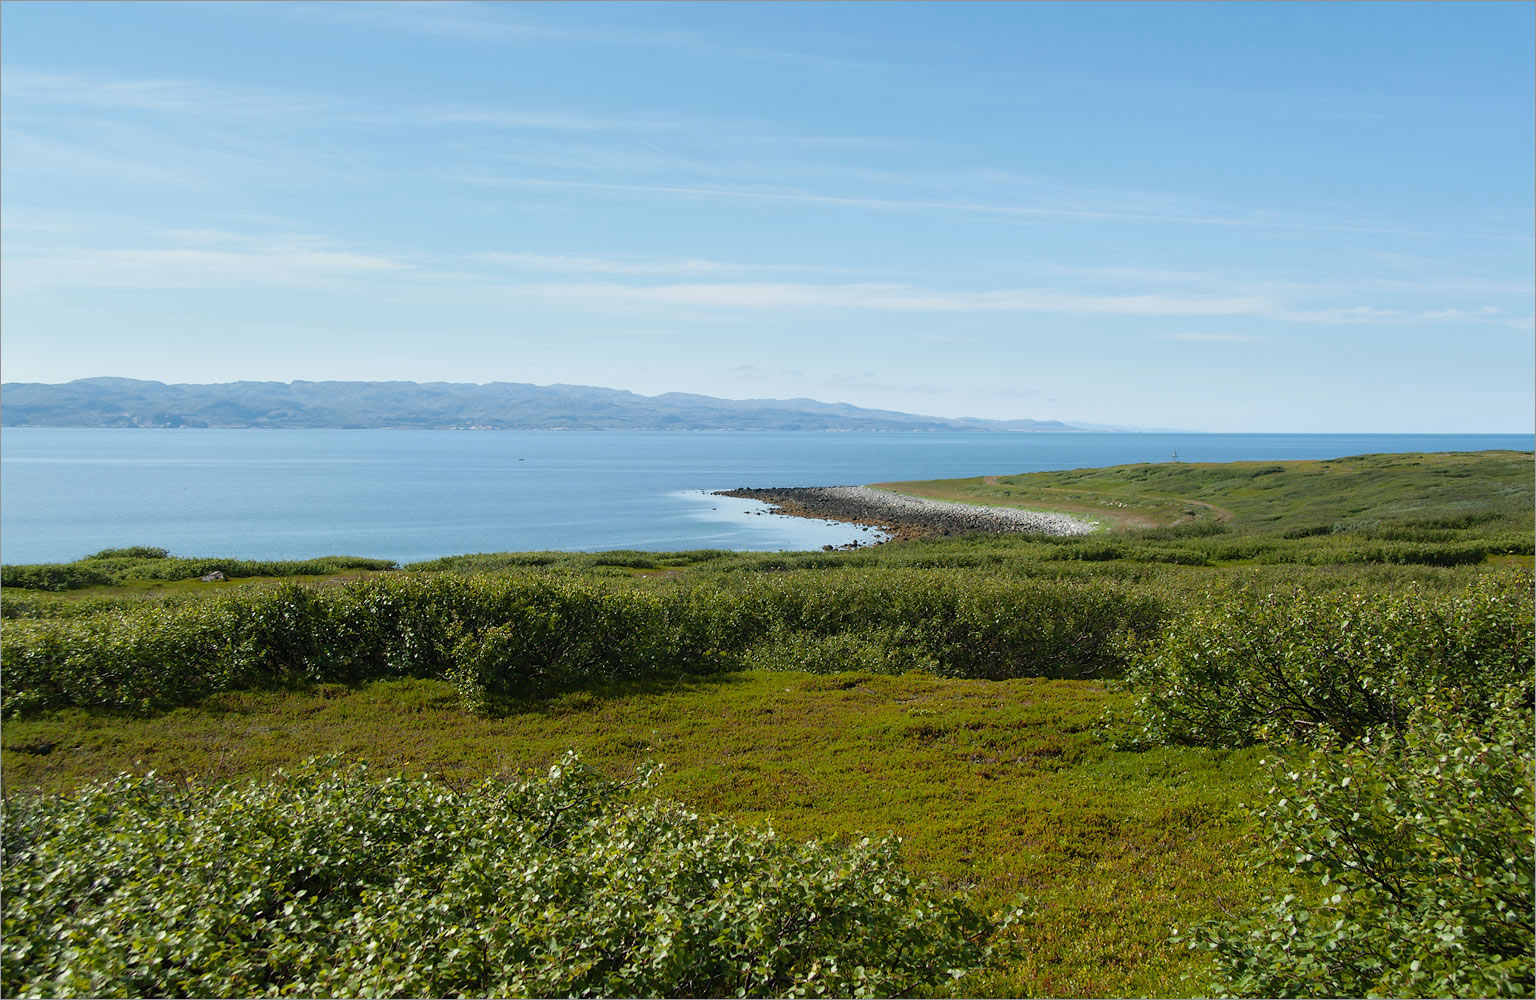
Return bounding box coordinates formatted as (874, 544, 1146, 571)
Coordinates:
(1, 429, 1529, 565)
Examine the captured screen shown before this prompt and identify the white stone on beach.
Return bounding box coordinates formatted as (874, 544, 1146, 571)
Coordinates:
(825, 486, 1096, 536)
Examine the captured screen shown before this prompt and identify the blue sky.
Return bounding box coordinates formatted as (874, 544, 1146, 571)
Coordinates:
(2, 0, 1531, 432)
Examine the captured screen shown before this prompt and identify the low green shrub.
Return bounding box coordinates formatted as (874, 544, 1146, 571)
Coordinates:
(1, 754, 1016, 999)
(0, 563, 113, 591)
(2, 573, 1168, 717)
(86, 546, 169, 560)
(442, 591, 672, 711)
(0, 592, 170, 620)
(1118, 571, 1534, 747)
(1179, 687, 1534, 998)
(742, 625, 940, 676)
(1316, 541, 1502, 567)
(0, 553, 396, 591)
(1133, 521, 1231, 541)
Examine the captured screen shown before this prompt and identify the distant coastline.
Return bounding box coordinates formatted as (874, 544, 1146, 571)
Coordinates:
(0, 378, 1103, 433)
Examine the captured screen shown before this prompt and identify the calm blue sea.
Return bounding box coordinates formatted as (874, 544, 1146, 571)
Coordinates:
(1, 429, 1530, 564)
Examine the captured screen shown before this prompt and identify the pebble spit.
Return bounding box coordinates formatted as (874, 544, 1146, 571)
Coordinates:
(713, 486, 1096, 544)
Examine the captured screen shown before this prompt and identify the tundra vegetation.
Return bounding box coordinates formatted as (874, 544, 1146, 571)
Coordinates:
(2, 451, 1531, 998)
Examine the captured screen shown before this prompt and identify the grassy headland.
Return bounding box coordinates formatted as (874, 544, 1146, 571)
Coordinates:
(875, 448, 1534, 531)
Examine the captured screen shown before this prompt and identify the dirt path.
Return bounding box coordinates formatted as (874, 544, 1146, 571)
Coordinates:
(1176, 497, 1234, 522)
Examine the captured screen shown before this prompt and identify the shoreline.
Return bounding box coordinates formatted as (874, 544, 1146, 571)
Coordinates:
(713, 486, 1097, 544)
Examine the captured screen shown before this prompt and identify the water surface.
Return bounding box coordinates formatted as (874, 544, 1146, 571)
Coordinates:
(2, 429, 1528, 563)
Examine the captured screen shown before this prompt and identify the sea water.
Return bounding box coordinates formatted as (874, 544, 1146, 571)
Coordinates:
(1, 429, 1529, 564)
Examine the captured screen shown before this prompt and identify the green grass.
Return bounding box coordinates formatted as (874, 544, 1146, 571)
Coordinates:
(875, 450, 1533, 531)
(0, 671, 1273, 998)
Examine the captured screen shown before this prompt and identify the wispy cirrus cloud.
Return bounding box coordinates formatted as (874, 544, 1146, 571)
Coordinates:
(406, 105, 898, 150)
(2, 245, 410, 293)
(457, 175, 1536, 243)
(509, 280, 1524, 327)
(1, 128, 207, 187)
(4, 224, 1518, 331)
(517, 280, 1275, 317)
(15, 67, 1517, 260)
(2, 116, 366, 192)
(2, 67, 891, 158)
(472, 251, 848, 277)
(1418, 306, 1502, 320)
(406, 106, 719, 134)
(0, 69, 325, 117)
(1158, 332, 1271, 343)
(820, 372, 954, 395)
(475, 252, 742, 276)
(265, 0, 881, 70)
(730, 364, 806, 380)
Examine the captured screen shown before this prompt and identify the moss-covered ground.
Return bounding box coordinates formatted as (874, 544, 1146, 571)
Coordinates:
(1, 672, 1273, 998)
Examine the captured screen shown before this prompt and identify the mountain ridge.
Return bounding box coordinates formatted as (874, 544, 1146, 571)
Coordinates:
(0, 378, 1106, 432)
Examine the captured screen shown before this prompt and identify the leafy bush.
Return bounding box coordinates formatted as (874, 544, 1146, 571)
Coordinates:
(1179, 687, 1534, 998)
(1, 754, 1015, 999)
(442, 591, 671, 711)
(0, 553, 396, 591)
(2, 573, 1167, 717)
(742, 625, 941, 676)
(1118, 572, 1534, 747)
(87, 546, 169, 560)
(0, 562, 113, 591)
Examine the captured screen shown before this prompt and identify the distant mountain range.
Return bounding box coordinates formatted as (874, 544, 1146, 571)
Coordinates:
(0, 378, 1108, 432)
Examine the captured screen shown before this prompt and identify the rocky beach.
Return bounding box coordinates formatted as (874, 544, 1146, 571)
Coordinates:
(714, 486, 1096, 545)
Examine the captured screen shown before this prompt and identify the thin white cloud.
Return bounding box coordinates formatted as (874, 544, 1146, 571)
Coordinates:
(3, 247, 409, 292)
(457, 175, 1536, 243)
(4, 68, 888, 154)
(820, 373, 953, 395)
(518, 280, 1277, 316)
(268, 0, 878, 70)
(471, 251, 842, 277)
(1419, 308, 1485, 320)
(511, 280, 1523, 326)
(2, 118, 365, 193)
(1158, 332, 1271, 343)
(155, 228, 251, 246)
(0, 69, 321, 117)
(475, 252, 740, 275)
(277, 0, 724, 49)
(731, 364, 806, 380)
(1287, 277, 1534, 296)
(1, 129, 207, 187)
(6, 231, 1517, 329)
(409, 106, 729, 134)
(1038, 264, 1216, 284)
(1270, 305, 1407, 323)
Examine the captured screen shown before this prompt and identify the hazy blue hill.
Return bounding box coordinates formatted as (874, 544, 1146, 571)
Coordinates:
(0, 379, 1088, 432)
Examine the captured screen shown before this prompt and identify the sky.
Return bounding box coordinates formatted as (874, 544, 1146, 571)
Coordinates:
(1, 1, 1532, 432)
